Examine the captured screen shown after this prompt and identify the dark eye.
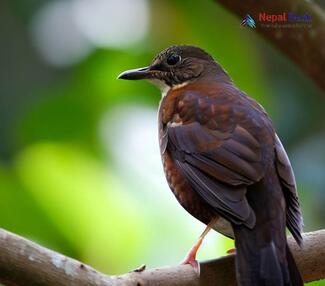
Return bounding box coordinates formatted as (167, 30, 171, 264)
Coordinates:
(166, 54, 181, 65)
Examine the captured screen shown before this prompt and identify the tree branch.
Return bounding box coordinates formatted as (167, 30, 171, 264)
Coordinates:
(215, 0, 325, 92)
(0, 229, 324, 286)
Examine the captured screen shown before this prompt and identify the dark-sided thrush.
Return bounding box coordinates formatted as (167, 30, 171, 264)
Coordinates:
(118, 45, 303, 286)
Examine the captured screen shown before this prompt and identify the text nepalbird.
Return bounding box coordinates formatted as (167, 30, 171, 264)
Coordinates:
(259, 12, 312, 23)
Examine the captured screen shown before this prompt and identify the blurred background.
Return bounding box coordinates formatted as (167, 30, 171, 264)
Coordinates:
(0, 0, 324, 284)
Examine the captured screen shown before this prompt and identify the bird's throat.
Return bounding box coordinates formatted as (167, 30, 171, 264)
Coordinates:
(148, 79, 190, 98)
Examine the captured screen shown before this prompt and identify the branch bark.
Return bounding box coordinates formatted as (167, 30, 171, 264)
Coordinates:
(0, 228, 324, 286)
(215, 0, 325, 92)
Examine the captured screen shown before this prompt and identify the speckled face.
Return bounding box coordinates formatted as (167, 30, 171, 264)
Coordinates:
(148, 46, 211, 86)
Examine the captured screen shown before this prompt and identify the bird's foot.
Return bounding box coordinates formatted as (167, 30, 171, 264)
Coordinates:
(180, 255, 200, 273)
(180, 237, 202, 274)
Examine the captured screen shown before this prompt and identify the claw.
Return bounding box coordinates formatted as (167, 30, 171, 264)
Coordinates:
(180, 255, 200, 274)
(227, 248, 236, 255)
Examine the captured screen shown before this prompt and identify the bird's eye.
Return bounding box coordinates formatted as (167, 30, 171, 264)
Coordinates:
(166, 54, 181, 66)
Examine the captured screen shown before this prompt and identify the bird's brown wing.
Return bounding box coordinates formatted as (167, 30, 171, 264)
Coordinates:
(274, 135, 303, 246)
(166, 118, 266, 228)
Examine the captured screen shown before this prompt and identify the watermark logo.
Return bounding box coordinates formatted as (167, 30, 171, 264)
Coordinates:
(241, 12, 312, 28)
(241, 14, 256, 28)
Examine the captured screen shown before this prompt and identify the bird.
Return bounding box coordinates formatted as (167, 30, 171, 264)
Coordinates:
(118, 45, 303, 286)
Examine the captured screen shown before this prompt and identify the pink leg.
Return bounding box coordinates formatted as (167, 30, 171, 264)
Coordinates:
(180, 236, 203, 272)
(180, 217, 218, 274)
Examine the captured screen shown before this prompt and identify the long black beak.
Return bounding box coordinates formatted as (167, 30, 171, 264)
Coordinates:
(117, 66, 152, 80)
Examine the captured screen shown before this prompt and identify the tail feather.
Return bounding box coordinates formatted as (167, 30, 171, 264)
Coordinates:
(260, 242, 286, 285)
(232, 224, 303, 286)
(286, 244, 304, 286)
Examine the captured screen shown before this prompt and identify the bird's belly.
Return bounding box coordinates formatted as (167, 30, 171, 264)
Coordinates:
(211, 216, 234, 239)
(162, 151, 215, 223)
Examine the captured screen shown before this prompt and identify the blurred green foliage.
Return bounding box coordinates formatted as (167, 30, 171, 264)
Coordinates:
(0, 0, 324, 284)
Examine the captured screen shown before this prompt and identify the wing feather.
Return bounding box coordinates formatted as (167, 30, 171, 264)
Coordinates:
(167, 120, 264, 228)
(175, 159, 256, 228)
(274, 135, 303, 246)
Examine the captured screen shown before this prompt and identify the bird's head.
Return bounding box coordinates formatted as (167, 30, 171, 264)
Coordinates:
(118, 45, 231, 94)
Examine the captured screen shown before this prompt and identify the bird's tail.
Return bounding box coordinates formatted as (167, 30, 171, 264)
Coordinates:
(286, 243, 303, 286)
(232, 224, 303, 286)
